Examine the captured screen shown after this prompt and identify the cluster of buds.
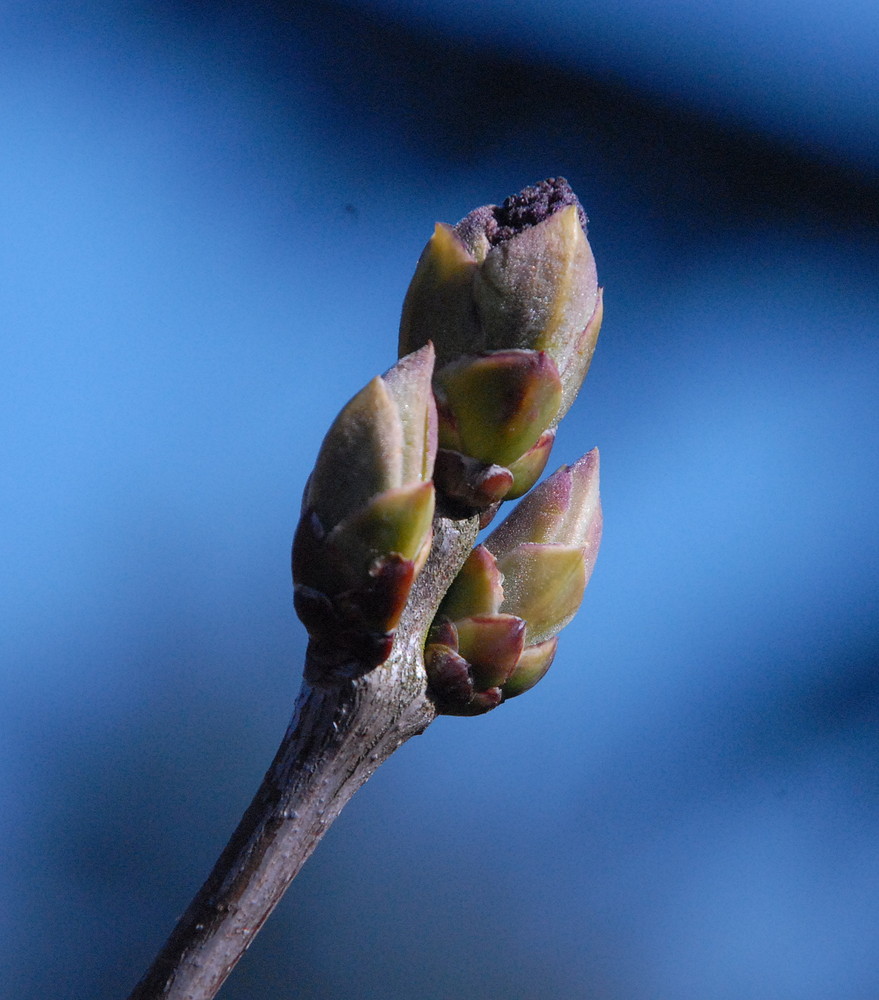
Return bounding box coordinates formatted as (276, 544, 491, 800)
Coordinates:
(425, 450, 602, 714)
(292, 345, 437, 672)
(399, 178, 603, 514)
(292, 178, 603, 703)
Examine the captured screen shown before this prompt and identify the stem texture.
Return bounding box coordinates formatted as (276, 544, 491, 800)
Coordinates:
(127, 512, 478, 1000)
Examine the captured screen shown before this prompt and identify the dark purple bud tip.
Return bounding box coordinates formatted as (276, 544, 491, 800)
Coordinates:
(425, 644, 474, 710)
(341, 630, 395, 671)
(456, 614, 526, 689)
(429, 618, 459, 650)
(425, 643, 507, 717)
(455, 177, 588, 252)
(296, 583, 398, 674)
(291, 508, 325, 582)
(362, 554, 417, 632)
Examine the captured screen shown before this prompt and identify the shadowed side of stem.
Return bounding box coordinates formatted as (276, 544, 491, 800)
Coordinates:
(127, 512, 478, 1000)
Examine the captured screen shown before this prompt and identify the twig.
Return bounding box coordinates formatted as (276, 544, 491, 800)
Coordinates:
(127, 511, 479, 1000)
(127, 175, 604, 999)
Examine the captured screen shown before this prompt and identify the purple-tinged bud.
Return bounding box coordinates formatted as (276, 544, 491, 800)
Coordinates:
(454, 614, 526, 689)
(427, 448, 602, 711)
(400, 178, 602, 420)
(424, 613, 525, 716)
(292, 346, 438, 669)
(474, 205, 601, 420)
(485, 448, 601, 557)
(424, 641, 504, 716)
(432, 450, 514, 516)
(485, 449, 602, 644)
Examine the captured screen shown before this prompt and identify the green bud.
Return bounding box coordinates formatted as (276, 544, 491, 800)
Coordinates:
(292, 345, 438, 669)
(426, 448, 601, 711)
(434, 349, 562, 468)
(325, 480, 435, 579)
(400, 178, 602, 419)
(399, 222, 482, 363)
(485, 448, 602, 643)
(306, 375, 403, 532)
(381, 343, 439, 485)
(474, 205, 601, 420)
(492, 543, 586, 644)
(306, 344, 437, 529)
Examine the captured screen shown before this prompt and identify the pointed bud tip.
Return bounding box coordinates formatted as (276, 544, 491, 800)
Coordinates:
(381, 345, 439, 485)
(504, 429, 556, 500)
(386, 340, 435, 380)
(437, 544, 504, 621)
(572, 446, 600, 474)
(430, 223, 477, 270)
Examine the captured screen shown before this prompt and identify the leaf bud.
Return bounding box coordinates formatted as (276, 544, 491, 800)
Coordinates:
(426, 448, 601, 711)
(400, 177, 602, 420)
(292, 345, 438, 671)
(485, 448, 602, 644)
(400, 179, 601, 512)
(433, 349, 562, 469)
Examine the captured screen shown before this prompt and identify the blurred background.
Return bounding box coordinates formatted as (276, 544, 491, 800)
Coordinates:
(2, 1, 878, 997)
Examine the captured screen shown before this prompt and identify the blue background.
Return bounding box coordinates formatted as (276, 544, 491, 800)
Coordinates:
(2, 2, 878, 997)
